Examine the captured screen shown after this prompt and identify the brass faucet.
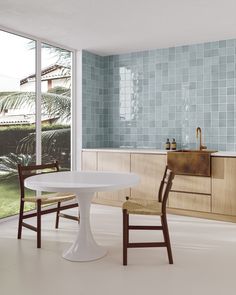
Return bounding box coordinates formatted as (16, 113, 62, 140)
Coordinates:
(196, 127, 207, 151)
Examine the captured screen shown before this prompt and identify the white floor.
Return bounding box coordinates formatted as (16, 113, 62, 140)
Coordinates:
(0, 204, 236, 295)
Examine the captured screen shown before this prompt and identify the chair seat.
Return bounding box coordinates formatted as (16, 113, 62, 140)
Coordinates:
(122, 198, 162, 215)
(23, 192, 76, 204)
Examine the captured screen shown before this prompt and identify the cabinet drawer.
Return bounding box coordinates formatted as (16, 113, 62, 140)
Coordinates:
(169, 192, 211, 212)
(171, 175, 211, 194)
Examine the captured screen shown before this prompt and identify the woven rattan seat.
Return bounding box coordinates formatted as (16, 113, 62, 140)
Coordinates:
(23, 193, 75, 204)
(17, 162, 79, 248)
(122, 198, 162, 215)
(122, 166, 175, 265)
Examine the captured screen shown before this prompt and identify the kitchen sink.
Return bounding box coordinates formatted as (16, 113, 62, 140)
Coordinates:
(167, 150, 217, 177)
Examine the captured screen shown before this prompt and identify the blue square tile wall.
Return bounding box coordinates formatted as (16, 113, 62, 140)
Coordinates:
(82, 39, 236, 151)
(82, 51, 109, 148)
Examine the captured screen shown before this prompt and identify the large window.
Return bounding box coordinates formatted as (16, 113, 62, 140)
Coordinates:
(41, 43, 72, 169)
(0, 30, 72, 218)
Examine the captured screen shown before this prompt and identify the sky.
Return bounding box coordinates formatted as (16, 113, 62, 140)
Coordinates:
(0, 30, 60, 91)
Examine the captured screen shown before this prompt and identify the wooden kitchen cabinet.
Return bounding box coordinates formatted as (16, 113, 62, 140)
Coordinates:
(130, 154, 166, 199)
(171, 175, 211, 194)
(169, 192, 211, 212)
(212, 157, 236, 216)
(81, 150, 236, 222)
(81, 151, 98, 202)
(169, 174, 211, 212)
(96, 152, 131, 206)
(81, 151, 97, 171)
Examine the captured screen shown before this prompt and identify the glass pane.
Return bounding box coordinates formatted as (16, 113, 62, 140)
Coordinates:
(0, 30, 36, 218)
(41, 44, 72, 170)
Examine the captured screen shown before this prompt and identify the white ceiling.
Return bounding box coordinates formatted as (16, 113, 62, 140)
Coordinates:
(1, 0, 236, 55)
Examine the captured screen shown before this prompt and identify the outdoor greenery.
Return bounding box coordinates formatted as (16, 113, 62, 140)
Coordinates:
(0, 123, 70, 155)
(0, 153, 36, 180)
(18, 126, 70, 155)
(0, 176, 35, 219)
(0, 121, 71, 218)
(0, 87, 71, 123)
(0, 43, 72, 219)
(0, 87, 71, 218)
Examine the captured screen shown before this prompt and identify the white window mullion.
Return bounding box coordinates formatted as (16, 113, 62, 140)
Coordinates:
(36, 41, 42, 165)
(72, 50, 82, 171)
(71, 50, 81, 171)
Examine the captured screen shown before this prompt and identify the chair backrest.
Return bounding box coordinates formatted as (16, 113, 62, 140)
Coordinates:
(158, 166, 175, 214)
(18, 161, 60, 200)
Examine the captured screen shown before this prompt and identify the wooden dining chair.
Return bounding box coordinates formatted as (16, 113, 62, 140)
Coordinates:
(122, 166, 175, 265)
(17, 161, 79, 248)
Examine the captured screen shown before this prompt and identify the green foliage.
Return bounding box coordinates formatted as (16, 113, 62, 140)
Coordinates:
(27, 41, 71, 69)
(17, 128, 70, 154)
(0, 176, 35, 219)
(47, 86, 70, 95)
(0, 123, 69, 132)
(0, 153, 35, 174)
(0, 88, 71, 123)
(0, 124, 70, 156)
(0, 45, 72, 218)
(0, 153, 55, 180)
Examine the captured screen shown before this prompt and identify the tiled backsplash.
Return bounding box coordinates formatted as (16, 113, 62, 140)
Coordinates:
(82, 39, 236, 151)
(82, 51, 108, 148)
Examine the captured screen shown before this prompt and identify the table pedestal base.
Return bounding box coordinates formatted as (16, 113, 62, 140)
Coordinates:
(63, 243, 107, 262)
(62, 192, 107, 262)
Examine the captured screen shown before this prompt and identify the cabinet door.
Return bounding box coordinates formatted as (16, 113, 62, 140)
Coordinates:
(97, 152, 131, 206)
(171, 175, 211, 194)
(81, 151, 98, 202)
(130, 154, 166, 200)
(81, 151, 97, 171)
(212, 157, 236, 216)
(169, 192, 211, 212)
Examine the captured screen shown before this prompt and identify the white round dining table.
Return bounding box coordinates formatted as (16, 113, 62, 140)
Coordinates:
(25, 171, 139, 262)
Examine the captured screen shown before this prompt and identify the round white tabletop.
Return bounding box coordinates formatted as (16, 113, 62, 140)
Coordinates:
(25, 171, 139, 262)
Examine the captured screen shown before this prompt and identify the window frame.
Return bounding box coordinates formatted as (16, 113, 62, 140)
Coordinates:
(0, 25, 77, 171)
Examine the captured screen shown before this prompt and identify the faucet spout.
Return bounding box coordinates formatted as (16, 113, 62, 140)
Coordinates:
(196, 127, 207, 151)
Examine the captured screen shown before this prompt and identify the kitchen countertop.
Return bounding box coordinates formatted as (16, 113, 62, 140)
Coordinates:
(82, 148, 236, 157)
(82, 148, 168, 154)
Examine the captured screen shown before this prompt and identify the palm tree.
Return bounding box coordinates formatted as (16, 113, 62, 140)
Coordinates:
(0, 153, 35, 180)
(0, 153, 54, 180)
(0, 87, 71, 123)
(0, 86, 71, 155)
(27, 41, 71, 69)
(17, 127, 70, 155)
(0, 45, 72, 175)
(0, 41, 72, 122)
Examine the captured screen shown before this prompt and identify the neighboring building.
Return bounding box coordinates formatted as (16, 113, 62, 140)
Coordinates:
(20, 64, 71, 92)
(0, 64, 70, 126)
(0, 114, 59, 126)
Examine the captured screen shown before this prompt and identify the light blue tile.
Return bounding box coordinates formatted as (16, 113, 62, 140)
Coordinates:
(82, 38, 236, 150)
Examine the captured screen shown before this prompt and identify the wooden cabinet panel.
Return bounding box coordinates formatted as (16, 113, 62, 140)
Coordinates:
(81, 151, 97, 171)
(130, 154, 166, 199)
(97, 152, 131, 205)
(80, 150, 236, 221)
(172, 175, 211, 194)
(212, 157, 236, 215)
(169, 192, 211, 212)
(81, 151, 98, 202)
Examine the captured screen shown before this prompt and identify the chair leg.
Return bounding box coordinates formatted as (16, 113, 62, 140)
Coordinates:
(55, 201, 61, 229)
(17, 200, 24, 239)
(161, 214, 173, 264)
(123, 209, 129, 265)
(37, 200, 42, 249)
